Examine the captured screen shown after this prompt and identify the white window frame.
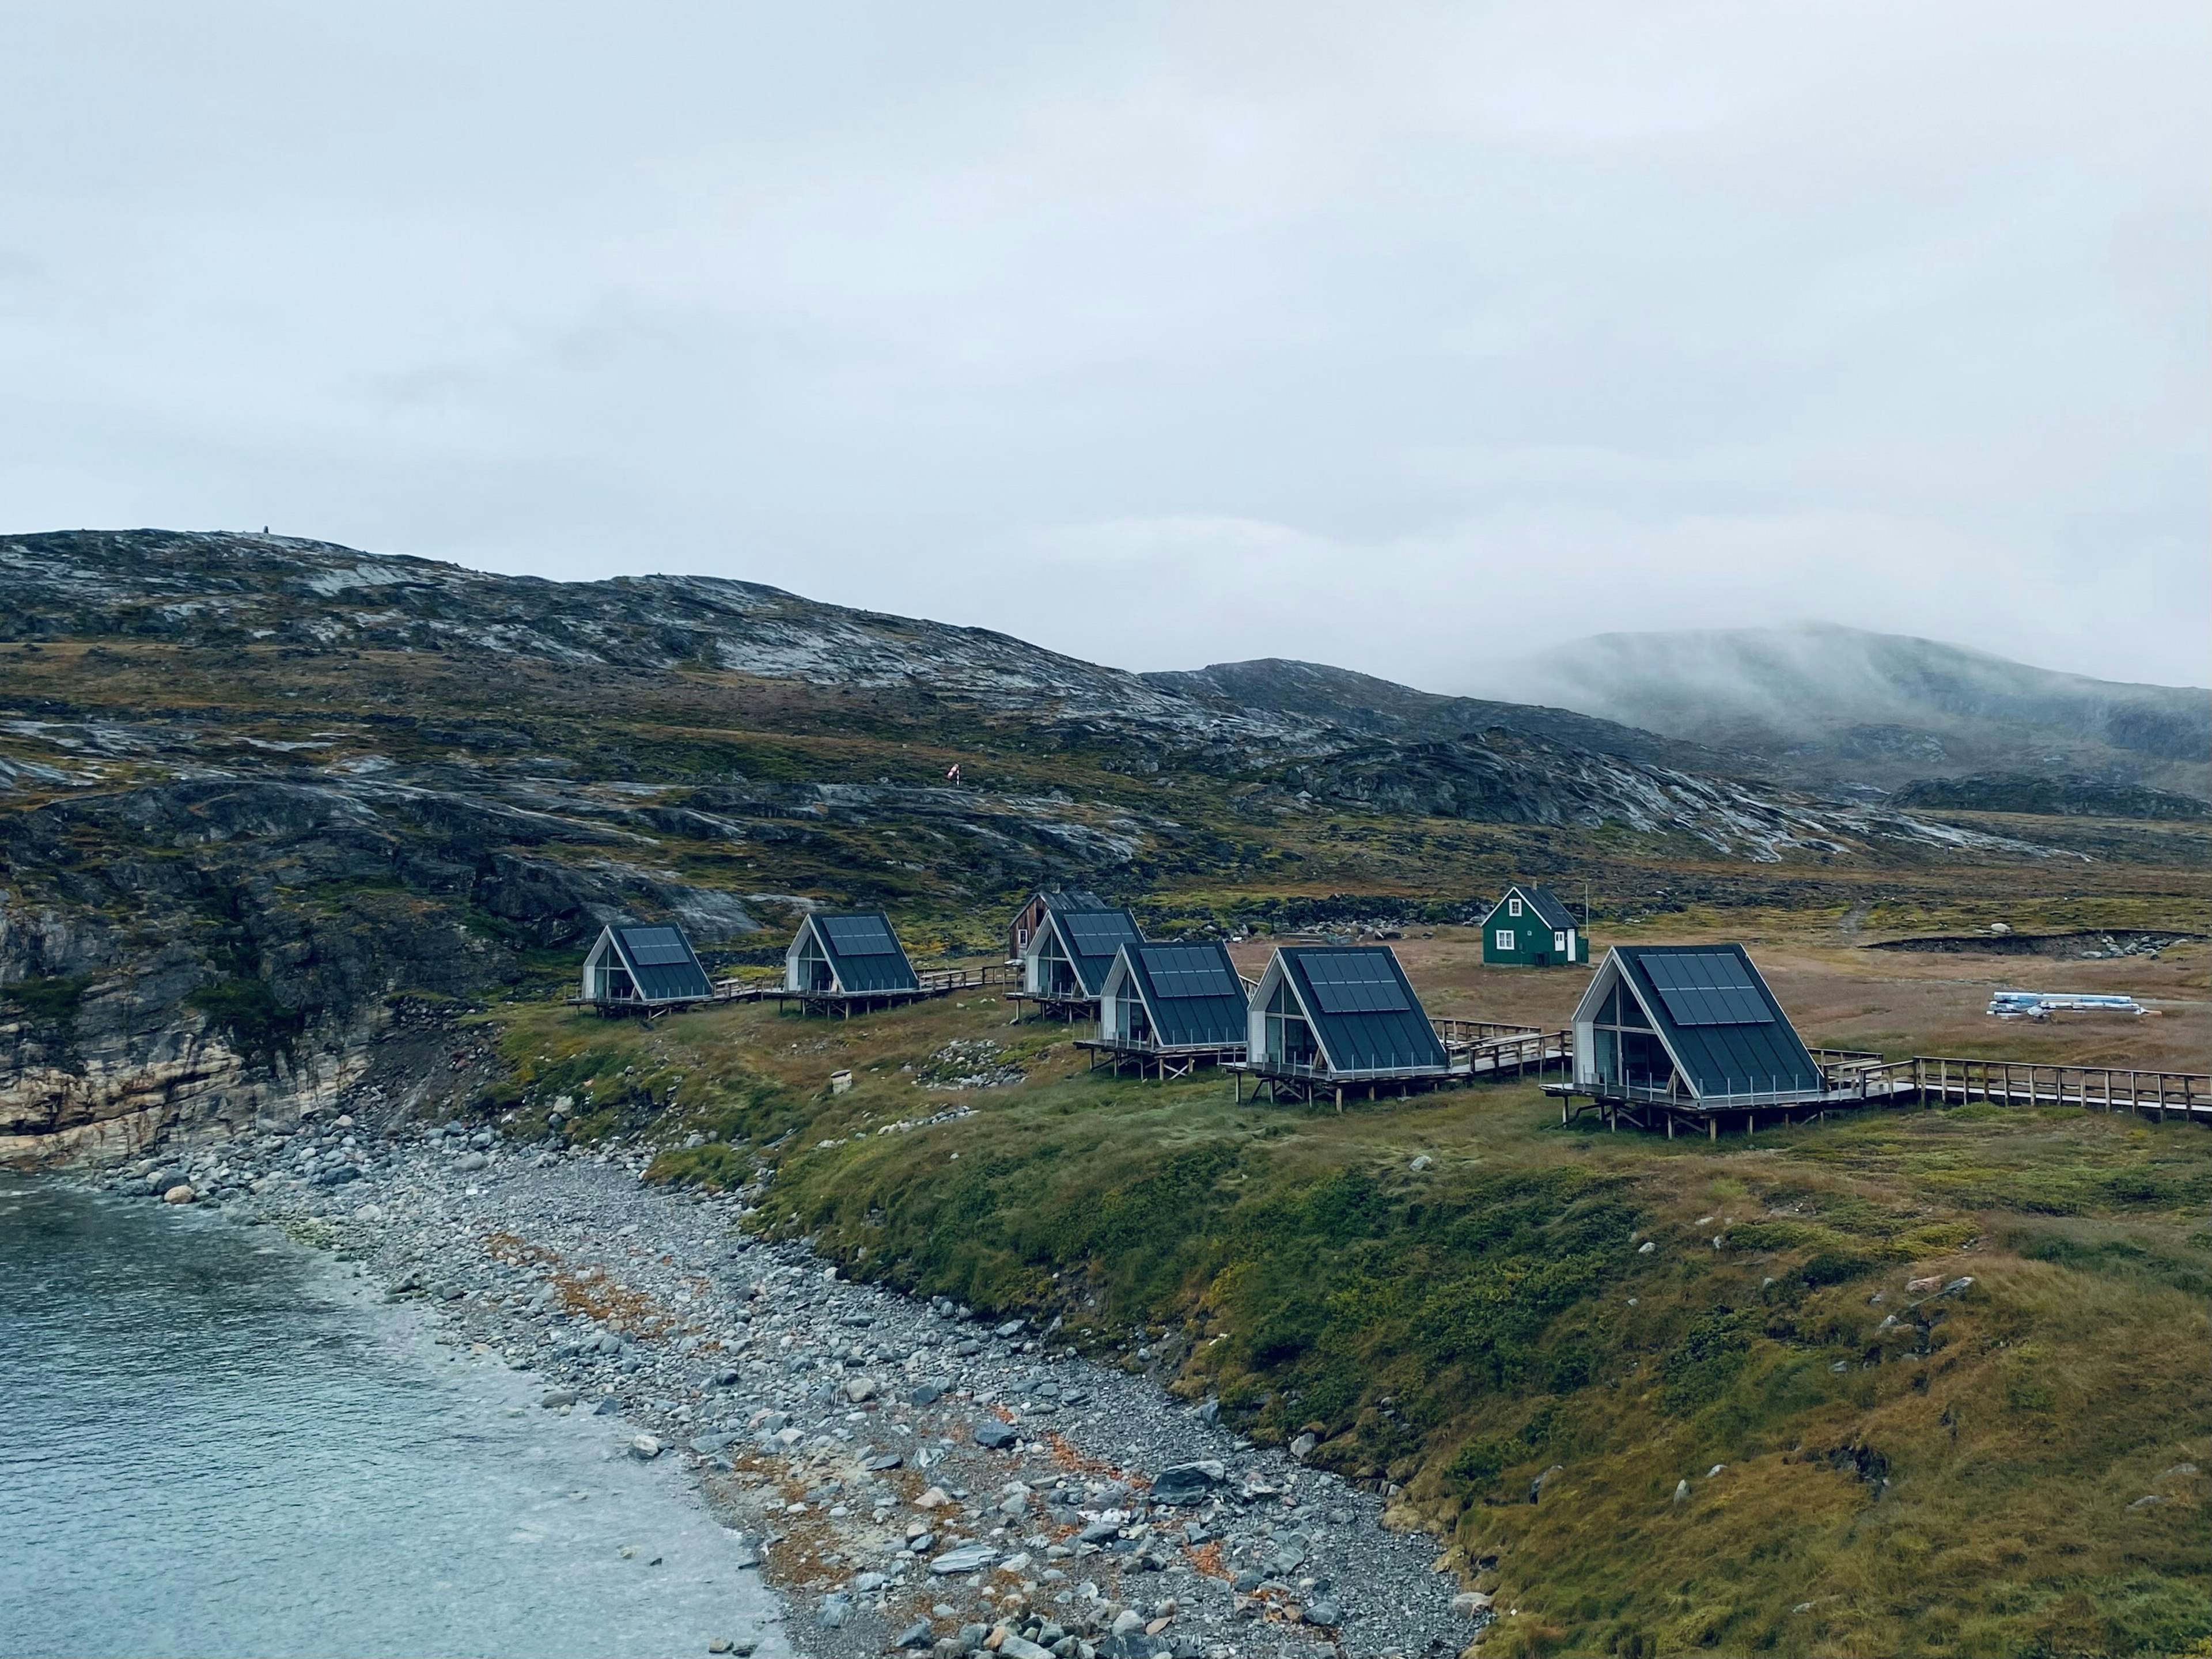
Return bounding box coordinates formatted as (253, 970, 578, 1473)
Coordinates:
(1508, 896, 1522, 916)
(1495, 928, 1515, 951)
(1554, 930, 1567, 952)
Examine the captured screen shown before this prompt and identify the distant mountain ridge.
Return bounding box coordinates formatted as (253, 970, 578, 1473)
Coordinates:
(1138, 658, 1753, 777)
(1477, 624, 2210, 800)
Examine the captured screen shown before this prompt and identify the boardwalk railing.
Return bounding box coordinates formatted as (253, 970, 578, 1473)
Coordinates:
(1903, 1056, 2207, 1119)
(1556, 1052, 2208, 1128)
(917, 963, 1019, 995)
(1462, 1028, 1571, 1080)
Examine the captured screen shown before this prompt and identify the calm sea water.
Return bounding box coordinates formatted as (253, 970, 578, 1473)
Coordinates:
(0, 1177, 785, 1659)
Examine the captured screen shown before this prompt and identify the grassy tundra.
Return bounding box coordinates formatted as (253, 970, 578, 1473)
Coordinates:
(485, 919, 2210, 1658)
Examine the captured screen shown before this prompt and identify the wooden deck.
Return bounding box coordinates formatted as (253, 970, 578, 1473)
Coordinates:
(1003, 991, 1100, 1024)
(1077, 1039, 1247, 1080)
(1230, 1028, 1573, 1106)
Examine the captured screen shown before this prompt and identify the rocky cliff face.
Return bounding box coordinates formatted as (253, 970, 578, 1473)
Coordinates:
(0, 530, 2058, 1161)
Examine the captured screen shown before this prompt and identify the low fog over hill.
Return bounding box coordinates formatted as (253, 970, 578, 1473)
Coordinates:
(1476, 624, 2211, 800)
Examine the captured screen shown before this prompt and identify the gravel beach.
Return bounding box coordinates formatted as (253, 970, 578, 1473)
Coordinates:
(93, 1112, 1491, 1659)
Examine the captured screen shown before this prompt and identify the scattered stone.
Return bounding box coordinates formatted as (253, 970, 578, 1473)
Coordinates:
(540, 1389, 578, 1409)
(1939, 1276, 1975, 1298)
(163, 1184, 196, 1205)
(930, 1542, 998, 1575)
(1150, 1461, 1225, 1505)
(892, 1619, 933, 1650)
(974, 1421, 1018, 1450)
(1408, 1154, 1432, 1171)
(629, 1434, 662, 1460)
(1673, 1479, 1692, 1502)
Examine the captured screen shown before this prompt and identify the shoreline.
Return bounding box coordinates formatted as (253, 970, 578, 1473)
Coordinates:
(84, 1116, 1488, 1659)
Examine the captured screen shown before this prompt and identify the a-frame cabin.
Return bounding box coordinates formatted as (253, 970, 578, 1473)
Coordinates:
(1480, 883, 1587, 965)
(1558, 944, 1829, 1135)
(1240, 945, 1450, 1103)
(1013, 903, 1143, 1018)
(783, 911, 923, 1016)
(580, 922, 717, 1011)
(1085, 941, 1249, 1077)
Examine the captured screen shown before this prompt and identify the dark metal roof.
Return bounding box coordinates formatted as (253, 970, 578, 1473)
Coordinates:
(1052, 908, 1144, 995)
(607, 923, 714, 1002)
(1279, 947, 1447, 1075)
(1610, 944, 1819, 1097)
(1040, 889, 1107, 915)
(819, 913, 901, 956)
(1494, 884, 1580, 932)
(808, 911, 919, 994)
(1639, 951, 1772, 1027)
(1123, 941, 1246, 1049)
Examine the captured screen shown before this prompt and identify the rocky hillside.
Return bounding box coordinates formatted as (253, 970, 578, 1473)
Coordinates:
(0, 530, 2063, 1161)
(1484, 623, 2211, 798)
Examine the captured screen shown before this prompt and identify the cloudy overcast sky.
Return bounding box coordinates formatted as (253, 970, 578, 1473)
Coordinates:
(3, 2, 2205, 688)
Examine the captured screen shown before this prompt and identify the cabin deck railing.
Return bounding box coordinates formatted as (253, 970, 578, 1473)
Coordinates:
(1433, 1018, 1545, 1047)
(1237, 1056, 1456, 1083)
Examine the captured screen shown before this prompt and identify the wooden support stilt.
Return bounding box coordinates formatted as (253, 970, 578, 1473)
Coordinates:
(1707, 1115, 1717, 1142)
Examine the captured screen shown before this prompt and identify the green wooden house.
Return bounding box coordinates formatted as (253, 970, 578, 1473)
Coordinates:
(1480, 883, 1588, 966)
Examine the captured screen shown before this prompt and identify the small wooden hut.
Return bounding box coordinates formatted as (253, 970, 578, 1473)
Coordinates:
(1006, 889, 1105, 964)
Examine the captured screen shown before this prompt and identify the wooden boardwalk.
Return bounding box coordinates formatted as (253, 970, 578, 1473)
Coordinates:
(1550, 1051, 2209, 1137)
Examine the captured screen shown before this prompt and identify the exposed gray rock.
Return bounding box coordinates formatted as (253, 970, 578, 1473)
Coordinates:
(929, 1542, 997, 1575)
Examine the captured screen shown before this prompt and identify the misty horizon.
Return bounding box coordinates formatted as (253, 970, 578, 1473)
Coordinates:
(3, 4, 2205, 690)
